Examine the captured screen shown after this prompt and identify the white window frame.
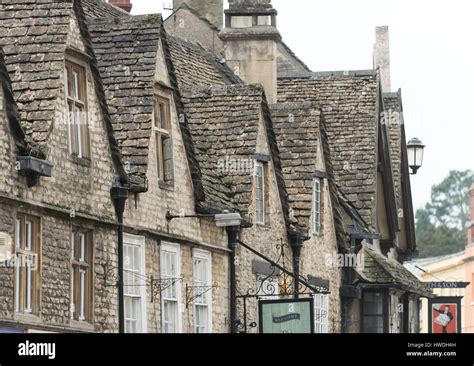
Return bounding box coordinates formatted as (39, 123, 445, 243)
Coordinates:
(312, 178, 321, 235)
(192, 249, 212, 334)
(314, 293, 329, 333)
(160, 242, 181, 333)
(123, 234, 147, 333)
(255, 162, 265, 225)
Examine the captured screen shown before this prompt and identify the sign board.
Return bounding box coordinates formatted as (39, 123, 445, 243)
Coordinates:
(427, 282, 469, 289)
(428, 296, 462, 334)
(258, 298, 314, 334)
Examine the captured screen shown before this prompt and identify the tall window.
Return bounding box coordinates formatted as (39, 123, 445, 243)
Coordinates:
(14, 215, 40, 315)
(71, 229, 93, 322)
(312, 178, 321, 235)
(314, 294, 329, 333)
(255, 163, 264, 224)
(193, 250, 212, 333)
(154, 97, 173, 183)
(123, 234, 147, 333)
(362, 292, 386, 333)
(161, 243, 181, 333)
(65, 60, 90, 159)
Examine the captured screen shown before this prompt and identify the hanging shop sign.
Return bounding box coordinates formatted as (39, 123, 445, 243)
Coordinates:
(428, 296, 462, 334)
(258, 298, 314, 334)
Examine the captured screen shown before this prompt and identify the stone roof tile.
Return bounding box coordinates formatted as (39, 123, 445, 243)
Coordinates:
(88, 14, 162, 178)
(277, 72, 379, 225)
(167, 34, 242, 91)
(0, 0, 73, 148)
(182, 84, 264, 216)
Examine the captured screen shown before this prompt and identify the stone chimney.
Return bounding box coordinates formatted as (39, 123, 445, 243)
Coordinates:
(373, 26, 391, 93)
(219, 0, 280, 103)
(468, 184, 474, 246)
(173, 0, 224, 29)
(108, 0, 133, 13)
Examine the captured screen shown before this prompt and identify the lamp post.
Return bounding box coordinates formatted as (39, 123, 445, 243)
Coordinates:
(166, 211, 242, 333)
(407, 137, 425, 175)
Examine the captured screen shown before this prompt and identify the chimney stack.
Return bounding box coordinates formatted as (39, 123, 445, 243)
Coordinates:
(468, 184, 474, 246)
(109, 0, 133, 13)
(219, 0, 280, 103)
(373, 26, 391, 93)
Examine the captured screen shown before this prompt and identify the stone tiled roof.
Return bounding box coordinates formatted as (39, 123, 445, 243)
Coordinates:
(182, 84, 264, 216)
(383, 91, 402, 204)
(88, 15, 162, 178)
(0, 0, 72, 148)
(0, 47, 27, 154)
(358, 248, 433, 297)
(182, 85, 290, 228)
(270, 102, 320, 227)
(277, 72, 379, 226)
(82, 0, 128, 19)
(167, 34, 242, 91)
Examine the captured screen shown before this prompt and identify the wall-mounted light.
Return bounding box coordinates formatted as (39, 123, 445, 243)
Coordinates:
(407, 137, 425, 175)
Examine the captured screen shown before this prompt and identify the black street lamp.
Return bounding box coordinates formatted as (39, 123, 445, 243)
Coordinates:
(407, 137, 425, 175)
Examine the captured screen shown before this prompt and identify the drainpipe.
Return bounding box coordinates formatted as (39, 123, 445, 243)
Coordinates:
(226, 226, 240, 333)
(289, 231, 306, 299)
(111, 185, 129, 334)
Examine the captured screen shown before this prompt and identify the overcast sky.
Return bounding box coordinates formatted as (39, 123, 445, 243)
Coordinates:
(129, 0, 474, 210)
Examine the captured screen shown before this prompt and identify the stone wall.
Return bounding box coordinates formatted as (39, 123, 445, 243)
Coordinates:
(165, 7, 224, 55)
(173, 0, 224, 29)
(0, 10, 120, 333)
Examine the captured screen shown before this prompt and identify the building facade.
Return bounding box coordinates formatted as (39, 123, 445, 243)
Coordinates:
(0, 0, 428, 334)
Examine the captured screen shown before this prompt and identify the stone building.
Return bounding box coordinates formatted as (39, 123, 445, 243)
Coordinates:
(0, 0, 429, 334)
(164, 0, 432, 333)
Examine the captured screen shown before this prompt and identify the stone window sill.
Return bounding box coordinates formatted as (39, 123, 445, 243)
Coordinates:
(158, 180, 175, 191)
(14, 312, 41, 324)
(70, 155, 92, 168)
(70, 319, 95, 332)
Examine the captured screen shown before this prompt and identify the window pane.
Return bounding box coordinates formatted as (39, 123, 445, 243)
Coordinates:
(73, 70, 79, 99)
(79, 270, 85, 320)
(256, 165, 264, 223)
(162, 137, 173, 182)
(363, 293, 385, 333)
(25, 221, 32, 251)
(15, 219, 21, 249)
(25, 263, 31, 312)
(75, 106, 83, 157)
(79, 233, 85, 262)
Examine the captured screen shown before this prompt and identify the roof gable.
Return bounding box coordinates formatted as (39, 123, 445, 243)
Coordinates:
(0, 0, 72, 148)
(167, 34, 242, 91)
(82, 0, 129, 19)
(277, 71, 379, 226)
(0, 47, 27, 153)
(182, 84, 291, 231)
(87, 14, 163, 182)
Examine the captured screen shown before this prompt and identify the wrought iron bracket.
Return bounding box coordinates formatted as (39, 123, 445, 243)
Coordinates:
(185, 283, 217, 308)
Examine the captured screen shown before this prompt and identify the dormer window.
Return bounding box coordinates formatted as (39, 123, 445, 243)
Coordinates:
(154, 95, 174, 183)
(65, 60, 90, 160)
